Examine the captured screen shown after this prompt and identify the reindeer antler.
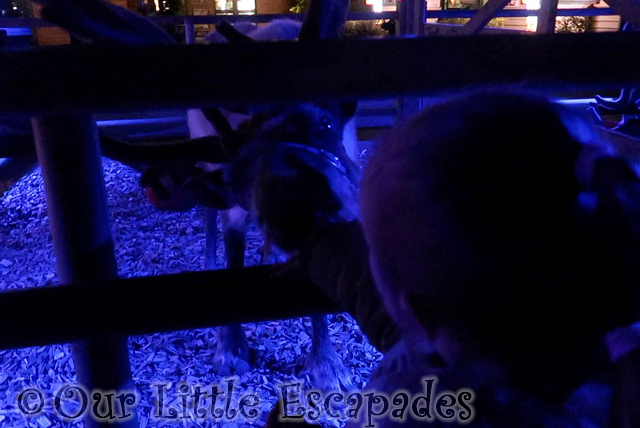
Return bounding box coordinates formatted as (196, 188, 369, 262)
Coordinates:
(591, 24, 640, 122)
(593, 89, 640, 115)
(33, 0, 237, 167)
(0, 131, 229, 167)
(100, 134, 229, 165)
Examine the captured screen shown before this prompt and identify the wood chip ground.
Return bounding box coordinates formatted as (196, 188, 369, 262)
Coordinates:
(0, 160, 383, 428)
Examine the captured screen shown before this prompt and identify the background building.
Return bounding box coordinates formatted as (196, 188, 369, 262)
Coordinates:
(1, 0, 622, 47)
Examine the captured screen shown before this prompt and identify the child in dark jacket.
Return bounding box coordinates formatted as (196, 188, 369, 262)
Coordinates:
(265, 92, 640, 427)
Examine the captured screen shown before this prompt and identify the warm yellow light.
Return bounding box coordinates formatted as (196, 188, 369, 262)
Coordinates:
(525, 0, 540, 32)
(237, 0, 255, 11)
(365, 0, 383, 12)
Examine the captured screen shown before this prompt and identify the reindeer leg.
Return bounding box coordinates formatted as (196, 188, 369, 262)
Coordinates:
(213, 206, 251, 375)
(303, 314, 353, 393)
(259, 242, 352, 393)
(204, 208, 218, 269)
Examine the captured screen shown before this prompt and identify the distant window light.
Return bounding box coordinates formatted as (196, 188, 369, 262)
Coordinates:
(365, 0, 384, 11)
(216, 0, 232, 11)
(525, 0, 540, 31)
(237, 0, 255, 12)
(215, 0, 255, 14)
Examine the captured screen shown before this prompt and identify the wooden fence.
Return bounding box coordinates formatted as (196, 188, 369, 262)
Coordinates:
(2, 1, 640, 427)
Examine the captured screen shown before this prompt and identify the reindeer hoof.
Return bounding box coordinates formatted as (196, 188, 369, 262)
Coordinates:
(303, 347, 353, 393)
(213, 338, 252, 376)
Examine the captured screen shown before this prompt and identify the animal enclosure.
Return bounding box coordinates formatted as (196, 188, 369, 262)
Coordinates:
(1, 0, 640, 427)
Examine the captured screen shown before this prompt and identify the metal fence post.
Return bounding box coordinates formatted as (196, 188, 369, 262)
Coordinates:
(184, 16, 196, 44)
(397, 0, 424, 120)
(398, 0, 425, 37)
(414, 0, 426, 35)
(205, 208, 218, 269)
(32, 115, 138, 428)
(183, 15, 218, 271)
(537, 0, 559, 33)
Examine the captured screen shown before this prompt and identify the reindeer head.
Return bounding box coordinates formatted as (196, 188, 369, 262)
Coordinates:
(251, 104, 361, 251)
(182, 101, 360, 250)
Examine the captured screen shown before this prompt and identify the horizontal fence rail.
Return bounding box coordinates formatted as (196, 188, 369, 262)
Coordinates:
(0, 32, 639, 115)
(0, 13, 397, 29)
(175, 11, 398, 23)
(427, 7, 618, 18)
(0, 265, 339, 351)
(0, 8, 617, 30)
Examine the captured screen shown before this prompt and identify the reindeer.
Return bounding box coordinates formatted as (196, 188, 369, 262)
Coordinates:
(590, 23, 640, 135)
(32, 0, 360, 391)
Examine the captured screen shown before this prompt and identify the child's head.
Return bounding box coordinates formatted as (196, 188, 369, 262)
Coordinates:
(360, 92, 639, 397)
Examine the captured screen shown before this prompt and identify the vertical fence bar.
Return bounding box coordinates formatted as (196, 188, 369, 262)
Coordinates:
(537, 0, 558, 33)
(32, 115, 138, 428)
(397, 0, 423, 120)
(398, 0, 425, 36)
(398, 0, 415, 36)
(414, 0, 426, 35)
(184, 16, 196, 44)
(205, 208, 218, 269)
(183, 14, 218, 271)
